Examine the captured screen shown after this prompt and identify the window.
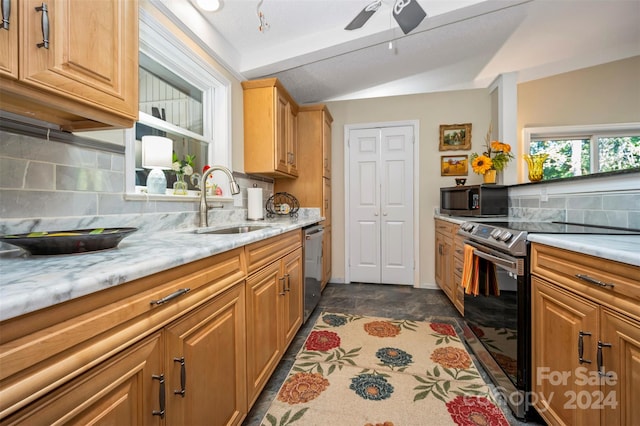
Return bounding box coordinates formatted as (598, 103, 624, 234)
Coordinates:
(525, 123, 640, 181)
(126, 11, 231, 198)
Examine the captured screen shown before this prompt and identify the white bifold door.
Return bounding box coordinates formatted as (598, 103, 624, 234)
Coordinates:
(348, 126, 414, 285)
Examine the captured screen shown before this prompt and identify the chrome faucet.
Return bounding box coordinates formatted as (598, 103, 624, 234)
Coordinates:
(199, 165, 241, 227)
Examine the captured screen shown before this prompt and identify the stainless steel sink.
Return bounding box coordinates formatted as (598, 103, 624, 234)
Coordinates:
(193, 225, 272, 235)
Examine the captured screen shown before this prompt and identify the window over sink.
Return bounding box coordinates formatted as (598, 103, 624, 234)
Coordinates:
(125, 10, 231, 199)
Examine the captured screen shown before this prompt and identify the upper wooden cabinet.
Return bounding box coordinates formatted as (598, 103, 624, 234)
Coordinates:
(0, 0, 138, 131)
(242, 78, 299, 178)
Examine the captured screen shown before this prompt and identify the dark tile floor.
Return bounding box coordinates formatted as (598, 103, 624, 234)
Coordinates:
(242, 282, 541, 426)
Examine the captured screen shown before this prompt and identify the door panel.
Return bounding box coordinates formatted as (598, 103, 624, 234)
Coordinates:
(380, 126, 414, 284)
(349, 126, 414, 285)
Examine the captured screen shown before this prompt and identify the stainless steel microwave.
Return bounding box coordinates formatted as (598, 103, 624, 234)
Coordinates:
(440, 184, 508, 216)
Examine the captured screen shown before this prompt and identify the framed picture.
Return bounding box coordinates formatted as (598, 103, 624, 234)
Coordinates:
(439, 123, 472, 151)
(440, 155, 468, 176)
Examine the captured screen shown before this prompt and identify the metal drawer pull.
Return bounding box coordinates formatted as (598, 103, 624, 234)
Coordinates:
(2, 0, 11, 30)
(152, 374, 166, 418)
(150, 288, 190, 305)
(174, 357, 186, 397)
(578, 331, 592, 364)
(35, 3, 49, 49)
(575, 274, 615, 289)
(597, 341, 613, 377)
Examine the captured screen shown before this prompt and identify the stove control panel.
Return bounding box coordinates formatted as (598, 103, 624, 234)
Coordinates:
(458, 222, 528, 256)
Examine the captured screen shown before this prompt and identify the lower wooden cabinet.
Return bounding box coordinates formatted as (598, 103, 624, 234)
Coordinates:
(245, 231, 303, 407)
(434, 218, 462, 313)
(531, 243, 640, 426)
(1, 332, 164, 425)
(164, 282, 246, 426)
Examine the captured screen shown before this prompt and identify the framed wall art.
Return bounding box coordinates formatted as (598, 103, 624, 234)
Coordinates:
(439, 123, 472, 151)
(440, 155, 469, 176)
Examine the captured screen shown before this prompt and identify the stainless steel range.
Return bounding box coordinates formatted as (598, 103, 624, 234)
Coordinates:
(458, 220, 640, 420)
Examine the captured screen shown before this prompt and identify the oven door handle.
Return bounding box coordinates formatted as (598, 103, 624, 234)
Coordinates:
(472, 249, 517, 273)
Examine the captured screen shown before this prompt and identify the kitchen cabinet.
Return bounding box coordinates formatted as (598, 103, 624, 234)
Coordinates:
(531, 243, 640, 426)
(434, 218, 461, 311)
(242, 78, 299, 178)
(0, 0, 138, 130)
(245, 230, 303, 406)
(0, 248, 247, 424)
(275, 104, 333, 288)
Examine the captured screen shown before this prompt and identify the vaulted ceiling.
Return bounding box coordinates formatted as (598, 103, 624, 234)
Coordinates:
(158, 0, 640, 104)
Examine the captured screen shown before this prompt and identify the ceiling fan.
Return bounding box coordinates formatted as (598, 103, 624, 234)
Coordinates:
(345, 0, 427, 35)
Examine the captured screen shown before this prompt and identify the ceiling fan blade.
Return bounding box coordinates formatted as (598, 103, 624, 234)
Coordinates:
(345, 0, 382, 30)
(393, 0, 427, 34)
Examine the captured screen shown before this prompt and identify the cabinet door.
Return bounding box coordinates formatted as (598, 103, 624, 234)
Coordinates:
(245, 261, 282, 406)
(0, 0, 17, 78)
(164, 283, 247, 426)
(20, 0, 138, 118)
(531, 277, 600, 426)
(323, 112, 332, 178)
(275, 91, 289, 174)
(323, 177, 331, 228)
(322, 225, 331, 290)
(600, 308, 640, 426)
(2, 333, 163, 425)
(282, 248, 303, 348)
(434, 231, 453, 299)
(288, 107, 298, 177)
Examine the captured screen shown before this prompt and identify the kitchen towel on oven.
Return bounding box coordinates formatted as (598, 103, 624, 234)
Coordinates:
(461, 244, 499, 296)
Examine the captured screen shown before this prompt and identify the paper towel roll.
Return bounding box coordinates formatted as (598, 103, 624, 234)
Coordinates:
(247, 188, 263, 220)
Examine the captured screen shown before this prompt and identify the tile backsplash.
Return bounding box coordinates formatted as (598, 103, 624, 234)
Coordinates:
(509, 189, 640, 229)
(0, 130, 275, 234)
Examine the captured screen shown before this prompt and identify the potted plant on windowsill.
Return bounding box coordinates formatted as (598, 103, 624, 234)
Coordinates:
(470, 124, 514, 184)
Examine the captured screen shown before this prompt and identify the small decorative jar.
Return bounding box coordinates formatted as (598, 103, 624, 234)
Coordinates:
(524, 154, 549, 182)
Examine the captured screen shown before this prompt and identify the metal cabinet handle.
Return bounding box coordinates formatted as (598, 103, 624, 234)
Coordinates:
(1, 0, 11, 30)
(284, 273, 291, 292)
(35, 3, 49, 49)
(152, 374, 166, 418)
(578, 331, 592, 364)
(279, 277, 286, 295)
(150, 288, 190, 305)
(575, 274, 615, 289)
(597, 341, 613, 377)
(173, 357, 186, 397)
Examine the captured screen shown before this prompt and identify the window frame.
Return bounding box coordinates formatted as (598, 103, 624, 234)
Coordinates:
(125, 9, 232, 199)
(523, 122, 640, 180)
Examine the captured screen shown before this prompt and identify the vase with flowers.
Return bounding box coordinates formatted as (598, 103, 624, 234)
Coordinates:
(470, 124, 514, 184)
(171, 153, 195, 195)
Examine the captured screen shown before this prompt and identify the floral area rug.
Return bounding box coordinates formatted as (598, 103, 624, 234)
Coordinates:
(261, 313, 510, 426)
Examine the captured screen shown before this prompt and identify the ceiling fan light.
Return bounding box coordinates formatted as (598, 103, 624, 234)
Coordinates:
(196, 0, 221, 12)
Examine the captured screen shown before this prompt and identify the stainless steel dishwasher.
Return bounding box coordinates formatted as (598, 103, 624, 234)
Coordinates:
(303, 224, 324, 323)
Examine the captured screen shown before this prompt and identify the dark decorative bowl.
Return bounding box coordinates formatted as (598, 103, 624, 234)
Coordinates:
(0, 228, 138, 255)
(455, 178, 467, 186)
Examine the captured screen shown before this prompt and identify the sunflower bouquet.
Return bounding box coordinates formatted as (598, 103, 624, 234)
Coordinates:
(470, 124, 513, 175)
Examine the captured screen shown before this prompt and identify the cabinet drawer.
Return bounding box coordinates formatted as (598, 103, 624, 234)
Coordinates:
(245, 230, 302, 275)
(0, 248, 246, 417)
(531, 243, 640, 321)
(435, 219, 456, 235)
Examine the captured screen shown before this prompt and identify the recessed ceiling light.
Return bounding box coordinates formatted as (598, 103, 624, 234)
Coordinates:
(196, 0, 221, 12)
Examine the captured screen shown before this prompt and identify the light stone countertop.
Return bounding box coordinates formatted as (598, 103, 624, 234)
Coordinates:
(435, 214, 640, 267)
(0, 217, 322, 322)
